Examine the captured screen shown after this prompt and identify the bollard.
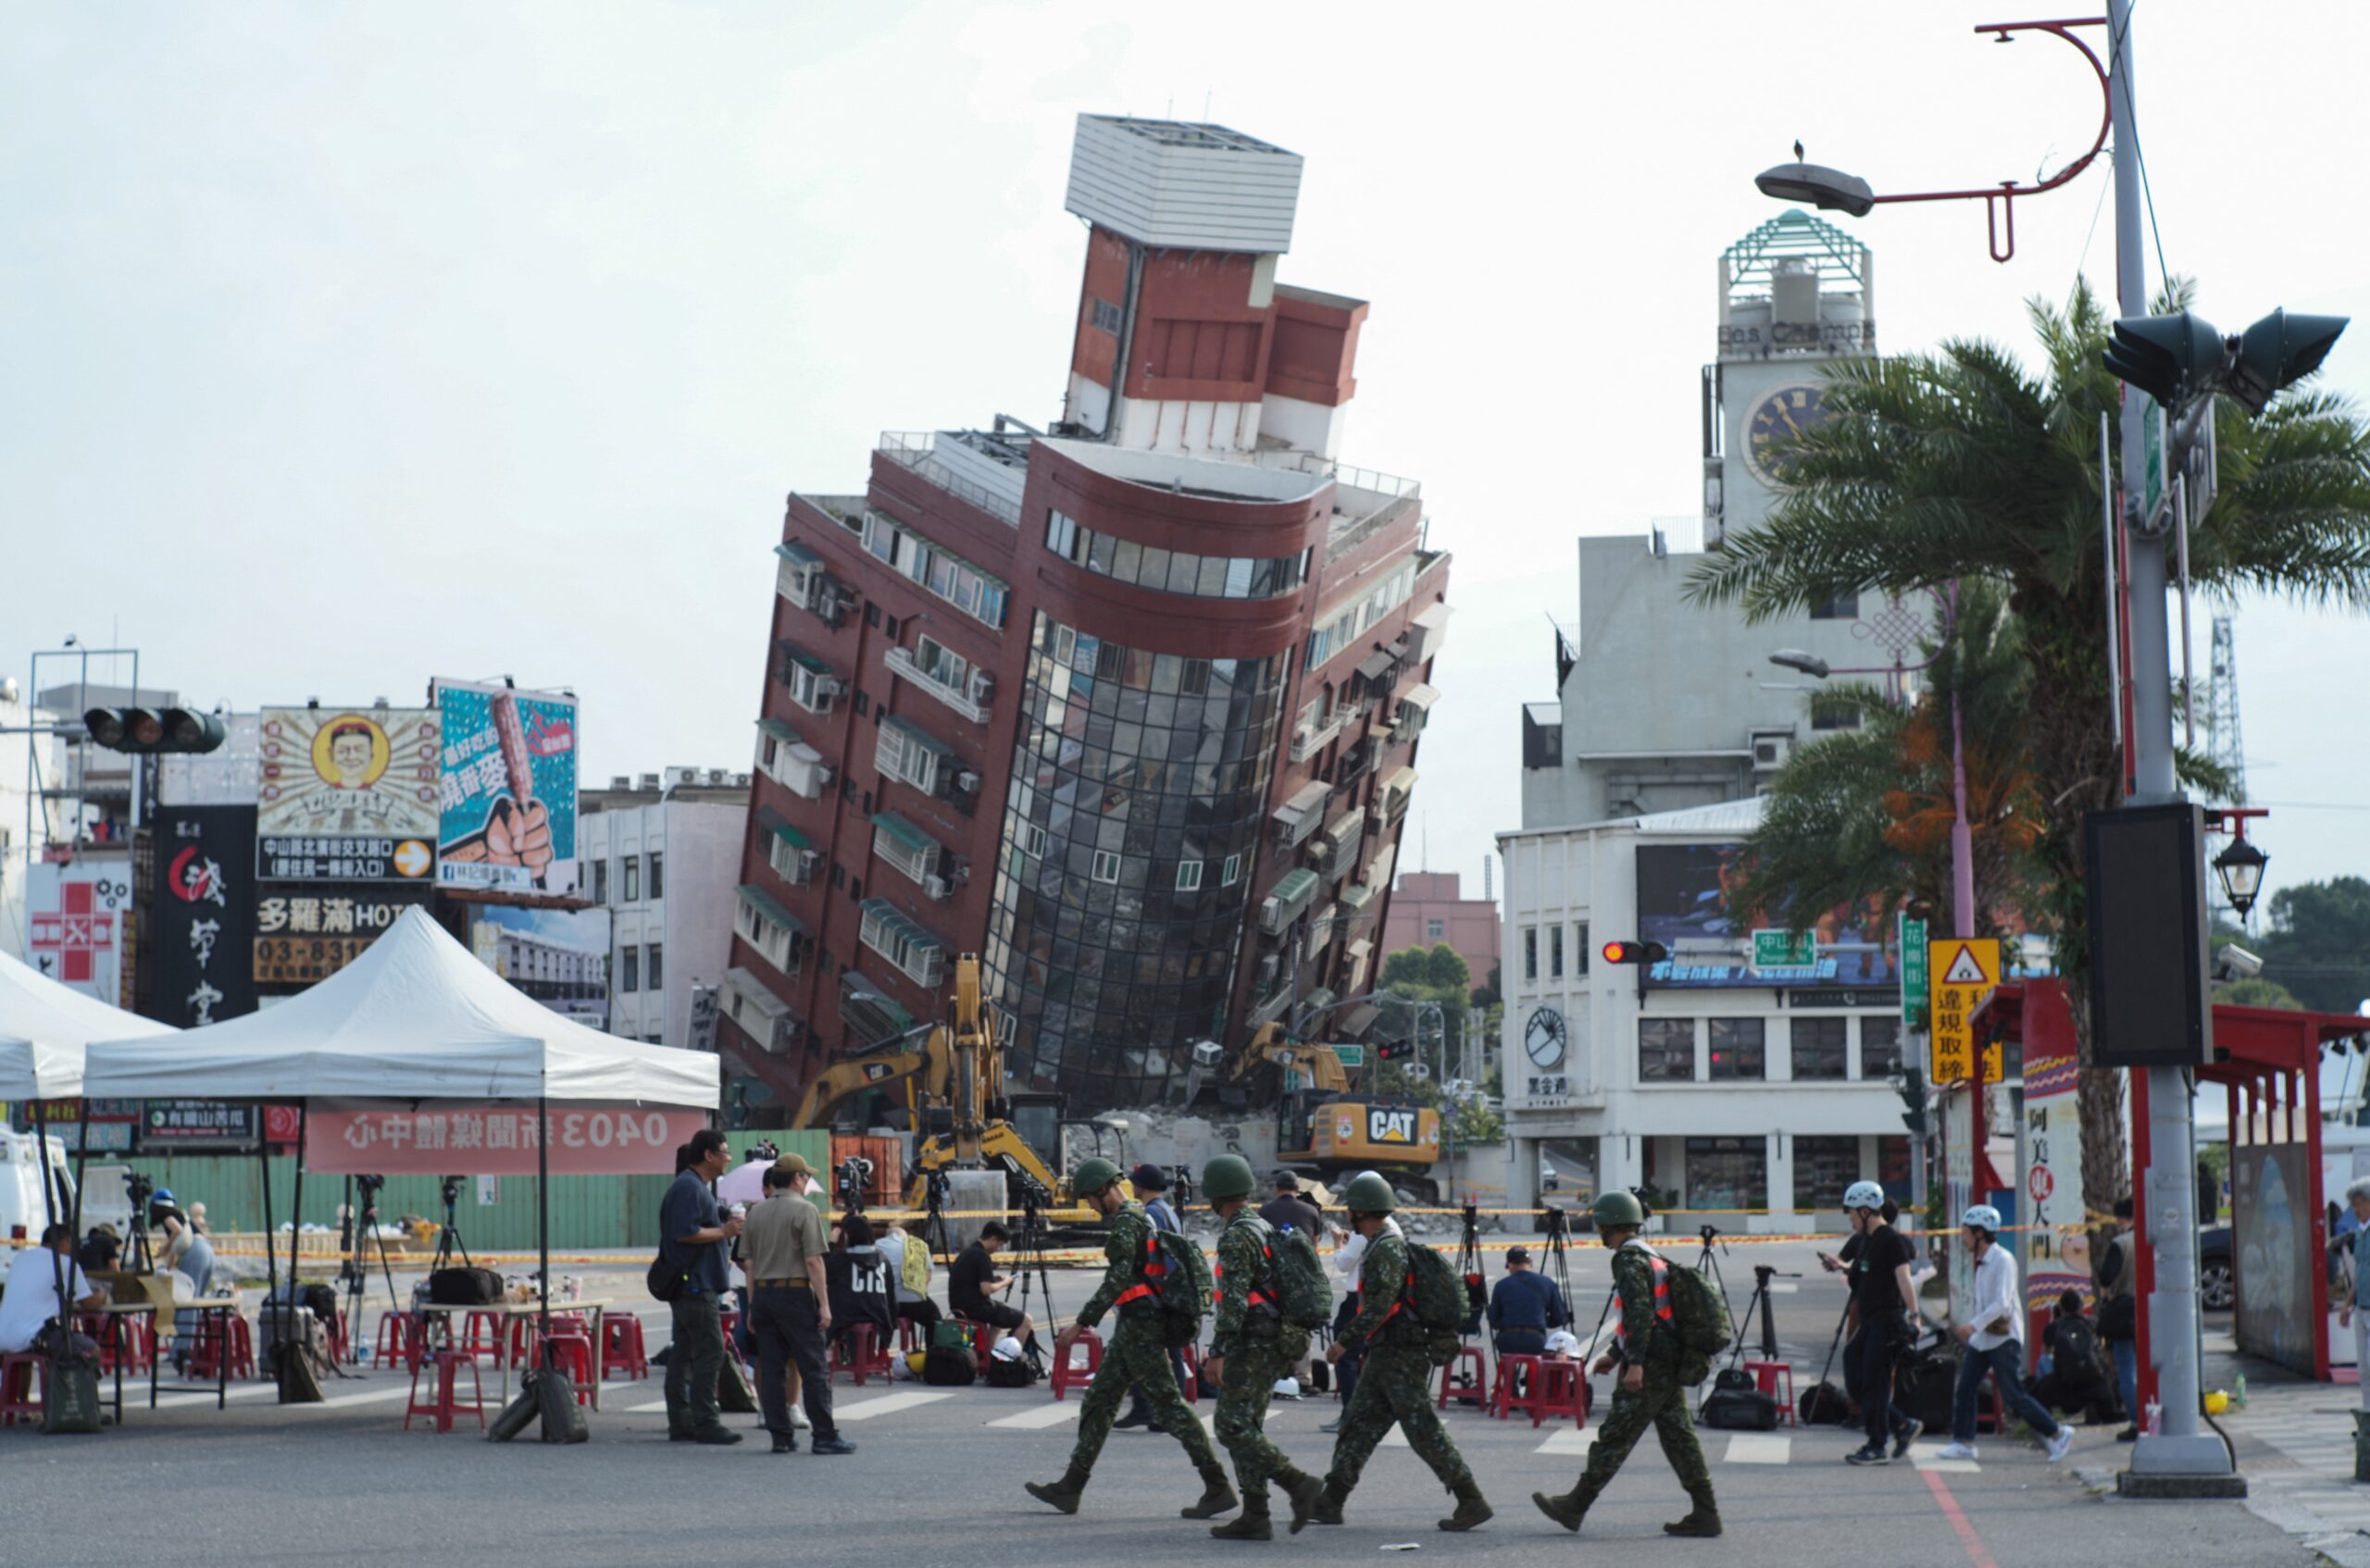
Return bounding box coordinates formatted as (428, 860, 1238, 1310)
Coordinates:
(2353, 1411, 2370, 1484)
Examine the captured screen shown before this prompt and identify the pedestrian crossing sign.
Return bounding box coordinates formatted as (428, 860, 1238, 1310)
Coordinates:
(1927, 939, 2002, 1085)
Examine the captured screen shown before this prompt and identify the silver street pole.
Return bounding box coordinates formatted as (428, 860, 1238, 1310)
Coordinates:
(2109, 0, 2223, 1478)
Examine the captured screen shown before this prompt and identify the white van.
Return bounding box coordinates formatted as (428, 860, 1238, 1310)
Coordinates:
(0, 1128, 78, 1246)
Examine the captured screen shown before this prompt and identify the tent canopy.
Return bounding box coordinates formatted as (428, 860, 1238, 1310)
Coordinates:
(82, 907, 717, 1108)
(0, 946, 179, 1101)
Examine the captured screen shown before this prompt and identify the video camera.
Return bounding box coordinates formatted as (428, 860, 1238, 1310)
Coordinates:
(124, 1170, 155, 1211)
(745, 1138, 781, 1164)
(440, 1175, 464, 1210)
(837, 1155, 876, 1211)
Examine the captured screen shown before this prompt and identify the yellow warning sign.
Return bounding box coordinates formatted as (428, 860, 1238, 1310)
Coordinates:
(1928, 938, 2002, 1085)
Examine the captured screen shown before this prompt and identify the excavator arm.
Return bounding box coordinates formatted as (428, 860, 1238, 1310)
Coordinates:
(1226, 1023, 1351, 1096)
(787, 1024, 949, 1129)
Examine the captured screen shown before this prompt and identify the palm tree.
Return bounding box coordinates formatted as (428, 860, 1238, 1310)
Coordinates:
(1688, 279, 2370, 1208)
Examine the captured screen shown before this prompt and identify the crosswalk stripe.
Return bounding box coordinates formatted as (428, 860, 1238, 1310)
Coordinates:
(1381, 1425, 1409, 1447)
(151, 1383, 281, 1410)
(990, 1401, 1082, 1429)
(836, 1391, 954, 1422)
(313, 1384, 418, 1409)
(1908, 1442, 1979, 1473)
(1537, 1428, 1596, 1456)
(626, 1397, 672, 1413)
(1724, 1434, 1790, 1464)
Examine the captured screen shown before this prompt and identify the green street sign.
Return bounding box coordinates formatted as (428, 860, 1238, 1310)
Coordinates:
(1751, 928, 1815, 969)
(2140, 394, 2168, 525)
(1900, 915, 1929, 1028)
(1330, 1044, 1365, 1068)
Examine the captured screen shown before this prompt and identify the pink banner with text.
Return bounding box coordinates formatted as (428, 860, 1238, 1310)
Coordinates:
(304, 1101, 702, 1176)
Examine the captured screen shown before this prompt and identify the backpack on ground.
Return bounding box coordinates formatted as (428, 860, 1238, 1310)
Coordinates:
(532, 1366, 590, 1443)
(922, 1345, 976, 1386)
(1701, 1367, 1779, 1430)
(40, 1350, 103, 1435)
(1659, 1252, 1733, 1362)
(428, 1267, 503, 1306)
(929, 1317, 971, 1352)
(1799, 1379, 1852, 1425)
(984, 1354, 1034, 1388)
(1264, 1226, 1333, 1330)
(717, 1353, 758, 1414)
(1146, 1230, 1213, 1348)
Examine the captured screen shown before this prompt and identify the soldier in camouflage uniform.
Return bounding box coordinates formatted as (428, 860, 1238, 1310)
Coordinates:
(1201, 1155, 1326, 1541)
(1025, 1157, 1237, 1522)
(1532, 1188, 1720, 1537)
(1303, 1173, 1491, 1534)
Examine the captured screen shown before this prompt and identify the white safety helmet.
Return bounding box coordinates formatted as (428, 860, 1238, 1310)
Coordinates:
(1545, 1330, 1581, 1357)
(992, 1335, 1026, 1363)
(1843, 1180, 1887, 1213)
(1961, 1204, 2003, 1234)
(1272, 1376, 1302, 1399)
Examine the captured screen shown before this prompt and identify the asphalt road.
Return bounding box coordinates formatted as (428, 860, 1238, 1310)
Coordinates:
(0, 1234, 2311, 1567)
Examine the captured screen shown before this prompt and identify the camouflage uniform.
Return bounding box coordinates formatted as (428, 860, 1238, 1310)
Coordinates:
(1065, 1201, 1220, 1477)
(1322, 1224, 1475, 1496)
(1563, 1240, 1715, 1515)
(1210, 1209, 1314, 1504)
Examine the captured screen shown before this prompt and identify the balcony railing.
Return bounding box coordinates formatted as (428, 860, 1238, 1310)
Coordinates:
(884, 646, 989, 723)
(877, 432, 1022, 526)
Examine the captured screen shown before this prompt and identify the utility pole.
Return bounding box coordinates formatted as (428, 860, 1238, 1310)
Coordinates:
(2108, 0, 2226, 1484)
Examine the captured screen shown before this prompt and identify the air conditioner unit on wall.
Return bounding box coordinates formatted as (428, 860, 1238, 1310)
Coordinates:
(955, 769, 980, 794)
(1752, 732, 1791, 772)
(924, 874, 952, 901)
(968, 670, 996, 703)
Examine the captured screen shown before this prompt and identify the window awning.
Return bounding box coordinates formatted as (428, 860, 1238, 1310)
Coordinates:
(860, 897, 945, 956)
(1322, 808, 1366, 848)
(757, 716, 803, 743)
(870, 811, 935, 857)
(735, 883, 809, 935)
(1345, 938, 1374, 963)
(1396, 683, 1441, 714)
(767, 819, 814, 852)
(723, 966, 793, 1021)
(1268, 867, 1319, 909)
(880, 715, 955, 758)
(1355, 649, 1397, 683)
(775, 541, 826, 568)
(776, 638, 831, 675)
(1337, 881, 1375, 913)
(1381, 765, 1419, 798)
(1411, 603, 1454, 634)
(1278, 779, 1331, 821)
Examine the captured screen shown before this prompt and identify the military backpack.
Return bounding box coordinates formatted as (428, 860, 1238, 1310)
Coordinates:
(1400, 1242, 1469, 1365)
(1264, 1226, 1333, 1329)
(1660, 1253, 1733, 1363)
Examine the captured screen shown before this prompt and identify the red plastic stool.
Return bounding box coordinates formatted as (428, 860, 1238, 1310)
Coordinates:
(1049, 1328, 1103, 1400)
(1972, 1376, 2004, 1435)
(1437, 1345, 1488, 1410)
(1533, 1360, 1587, 1428)
(836, 1323, 892, 1386)
(224, 1314, 257, 1380)
(602, 1314, 650, 1380)
(528, 1330, 597, 1407)
(898, 1318, 923, 1354)
(404, 1349, 486, 1433)
(372, 1312, 422, 1372)
(459, 1311, 506, 1363)
(0, 1351, 45, 1426)
(1744, 1361, 1796, 1425)
(1491, 1353, 1544, 1421)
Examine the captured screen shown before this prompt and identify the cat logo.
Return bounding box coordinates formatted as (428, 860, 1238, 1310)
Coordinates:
(1367, 1108, 1416, 1144)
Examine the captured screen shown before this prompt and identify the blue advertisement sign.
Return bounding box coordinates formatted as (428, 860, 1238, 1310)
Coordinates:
(1635, 842, 1896, 989)
(432, 680, 580, 895)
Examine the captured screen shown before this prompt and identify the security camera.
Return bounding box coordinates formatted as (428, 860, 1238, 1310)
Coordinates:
(2215, 943, 2264, 982)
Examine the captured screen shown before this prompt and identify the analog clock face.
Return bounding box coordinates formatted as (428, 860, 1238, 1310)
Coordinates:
(1524, 1005, 1567, 1069)
(1744, 382, 1829, 488)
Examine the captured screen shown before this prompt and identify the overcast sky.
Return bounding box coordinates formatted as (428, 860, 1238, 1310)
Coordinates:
(7, 1, 2368, 933)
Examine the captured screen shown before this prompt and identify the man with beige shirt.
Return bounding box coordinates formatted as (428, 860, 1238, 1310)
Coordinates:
(743, 1156, 855, 1456)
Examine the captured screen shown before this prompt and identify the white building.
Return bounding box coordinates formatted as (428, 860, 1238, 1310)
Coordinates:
(0, 683, 66, 959)
(580, 767, 749, 1050)
(1499, 801, 1911, 1230)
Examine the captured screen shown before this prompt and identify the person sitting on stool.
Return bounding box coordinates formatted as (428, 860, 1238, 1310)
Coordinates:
(1487, 1245, 1569, 1358)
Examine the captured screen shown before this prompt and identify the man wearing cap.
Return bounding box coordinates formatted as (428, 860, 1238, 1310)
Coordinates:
(1936, 1205, 2076, 1463)
(1116, 1163, 1194, 1434)
(1532, 1190, 1717, 1538)
(1260, 1171, 1325, 1242)
(1485, 1245, 1568, 1359)
(1201, 1154, 1325, 1540)
(1025, 1157, 1235, 1522)
(742, 1156, 856, 1457)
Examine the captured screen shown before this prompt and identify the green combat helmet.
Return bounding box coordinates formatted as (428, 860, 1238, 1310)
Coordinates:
(1341, 1172, 1396, 1214)
(1072, 1156, 1122, 1197)
(1590, 1189, 1647, 1229)
(1201, 1154, 1256, 1201)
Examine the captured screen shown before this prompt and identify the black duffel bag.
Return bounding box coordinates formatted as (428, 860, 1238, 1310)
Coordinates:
(1799, 1379, 1853, 1425)
(1700, 1367, 1780, 1431)
(427, 1267, 504, 1306)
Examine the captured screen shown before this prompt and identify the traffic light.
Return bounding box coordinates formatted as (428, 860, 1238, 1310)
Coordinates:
(2226, 308, 2348, 416)
(1376, 1038, 1407, 1063)
(1898, 1064, 1928, 1136)
(1599, 940, 1668, 966)
(82, 706, 227, 754)
(2102, 311, 2227, 409)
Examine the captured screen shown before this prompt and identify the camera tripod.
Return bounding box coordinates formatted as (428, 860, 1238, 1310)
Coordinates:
(338, 1175, 405, 1364)
(1007, 1180, 1060, 1365)
(1691, 1224, 1742, 1350)
(1698, 1259, 1799, 1417)
(430, 1176, 474, 1275)
(1442, 1201, 1491, 1406)
(918, 1170, 954, 1263)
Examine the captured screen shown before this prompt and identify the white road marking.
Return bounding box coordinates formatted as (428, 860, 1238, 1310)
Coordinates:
(1908, 1441, 1979, 1473)
(1724, 1434, 1791, 1464)
(149, 1382, 281, 1410)
(835, 1390, 954, 1422)
(314, 1384, 419, 1409)
(1537, 1427, 1597, 1456)
(1380, 1425, 1409, 1447)
(626, 1397, 672, 1414)
(990, 1401, 1083, 1429)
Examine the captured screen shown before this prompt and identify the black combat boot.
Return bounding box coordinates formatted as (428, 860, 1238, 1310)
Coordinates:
(1437, 1477, 1493, 1532)
(1210, 1490, 1272, 1540)
(1295, 1479, 1347, 1532)
(1531, 1482, 1596, 1534)
(1181, 1465, 1241, 1520)
(1664, 1486, 1723, 1537)
(1280, 1468, 1326, 1534)
(1025, 1465, 1090, 1514)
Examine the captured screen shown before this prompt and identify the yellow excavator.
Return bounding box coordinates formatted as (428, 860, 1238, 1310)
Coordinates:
(1226, 1023, 1443, 1198)
(788, 953, 1090, 1223)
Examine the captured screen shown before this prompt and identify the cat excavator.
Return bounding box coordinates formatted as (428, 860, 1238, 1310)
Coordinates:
(787, 953, 1089, 1223)
(1220, 1022, 1443, 1200)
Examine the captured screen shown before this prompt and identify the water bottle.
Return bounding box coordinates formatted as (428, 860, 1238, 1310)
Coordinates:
(2234, 1374, 2248, 1410)
(2145, 1398, 2163, 1437)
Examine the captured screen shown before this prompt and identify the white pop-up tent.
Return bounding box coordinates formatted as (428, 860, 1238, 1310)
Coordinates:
(0, 945, 178, 1103)
(82, 908, 718, 1418)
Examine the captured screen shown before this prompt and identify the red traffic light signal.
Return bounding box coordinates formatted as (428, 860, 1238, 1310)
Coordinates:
(1600, 940, 1668, 966)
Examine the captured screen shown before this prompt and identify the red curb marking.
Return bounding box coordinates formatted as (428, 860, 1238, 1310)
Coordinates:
(1923, 1467, 2002, 1568)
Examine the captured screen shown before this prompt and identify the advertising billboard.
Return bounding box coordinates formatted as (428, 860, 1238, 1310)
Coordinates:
(433, 681, 579, 895)
(150, 806, 259, 1027)
(253, 885, 430, 989)
(257, 706, 440, 882)
(2233, 1140, 2319, 1376)
(466, 903, 609, 1029)
(24, 860, 133, 1004)
(1633, 842, 1896, 989)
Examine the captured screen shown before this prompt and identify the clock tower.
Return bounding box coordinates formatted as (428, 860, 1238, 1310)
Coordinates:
(1703, 210, 1876, 546)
